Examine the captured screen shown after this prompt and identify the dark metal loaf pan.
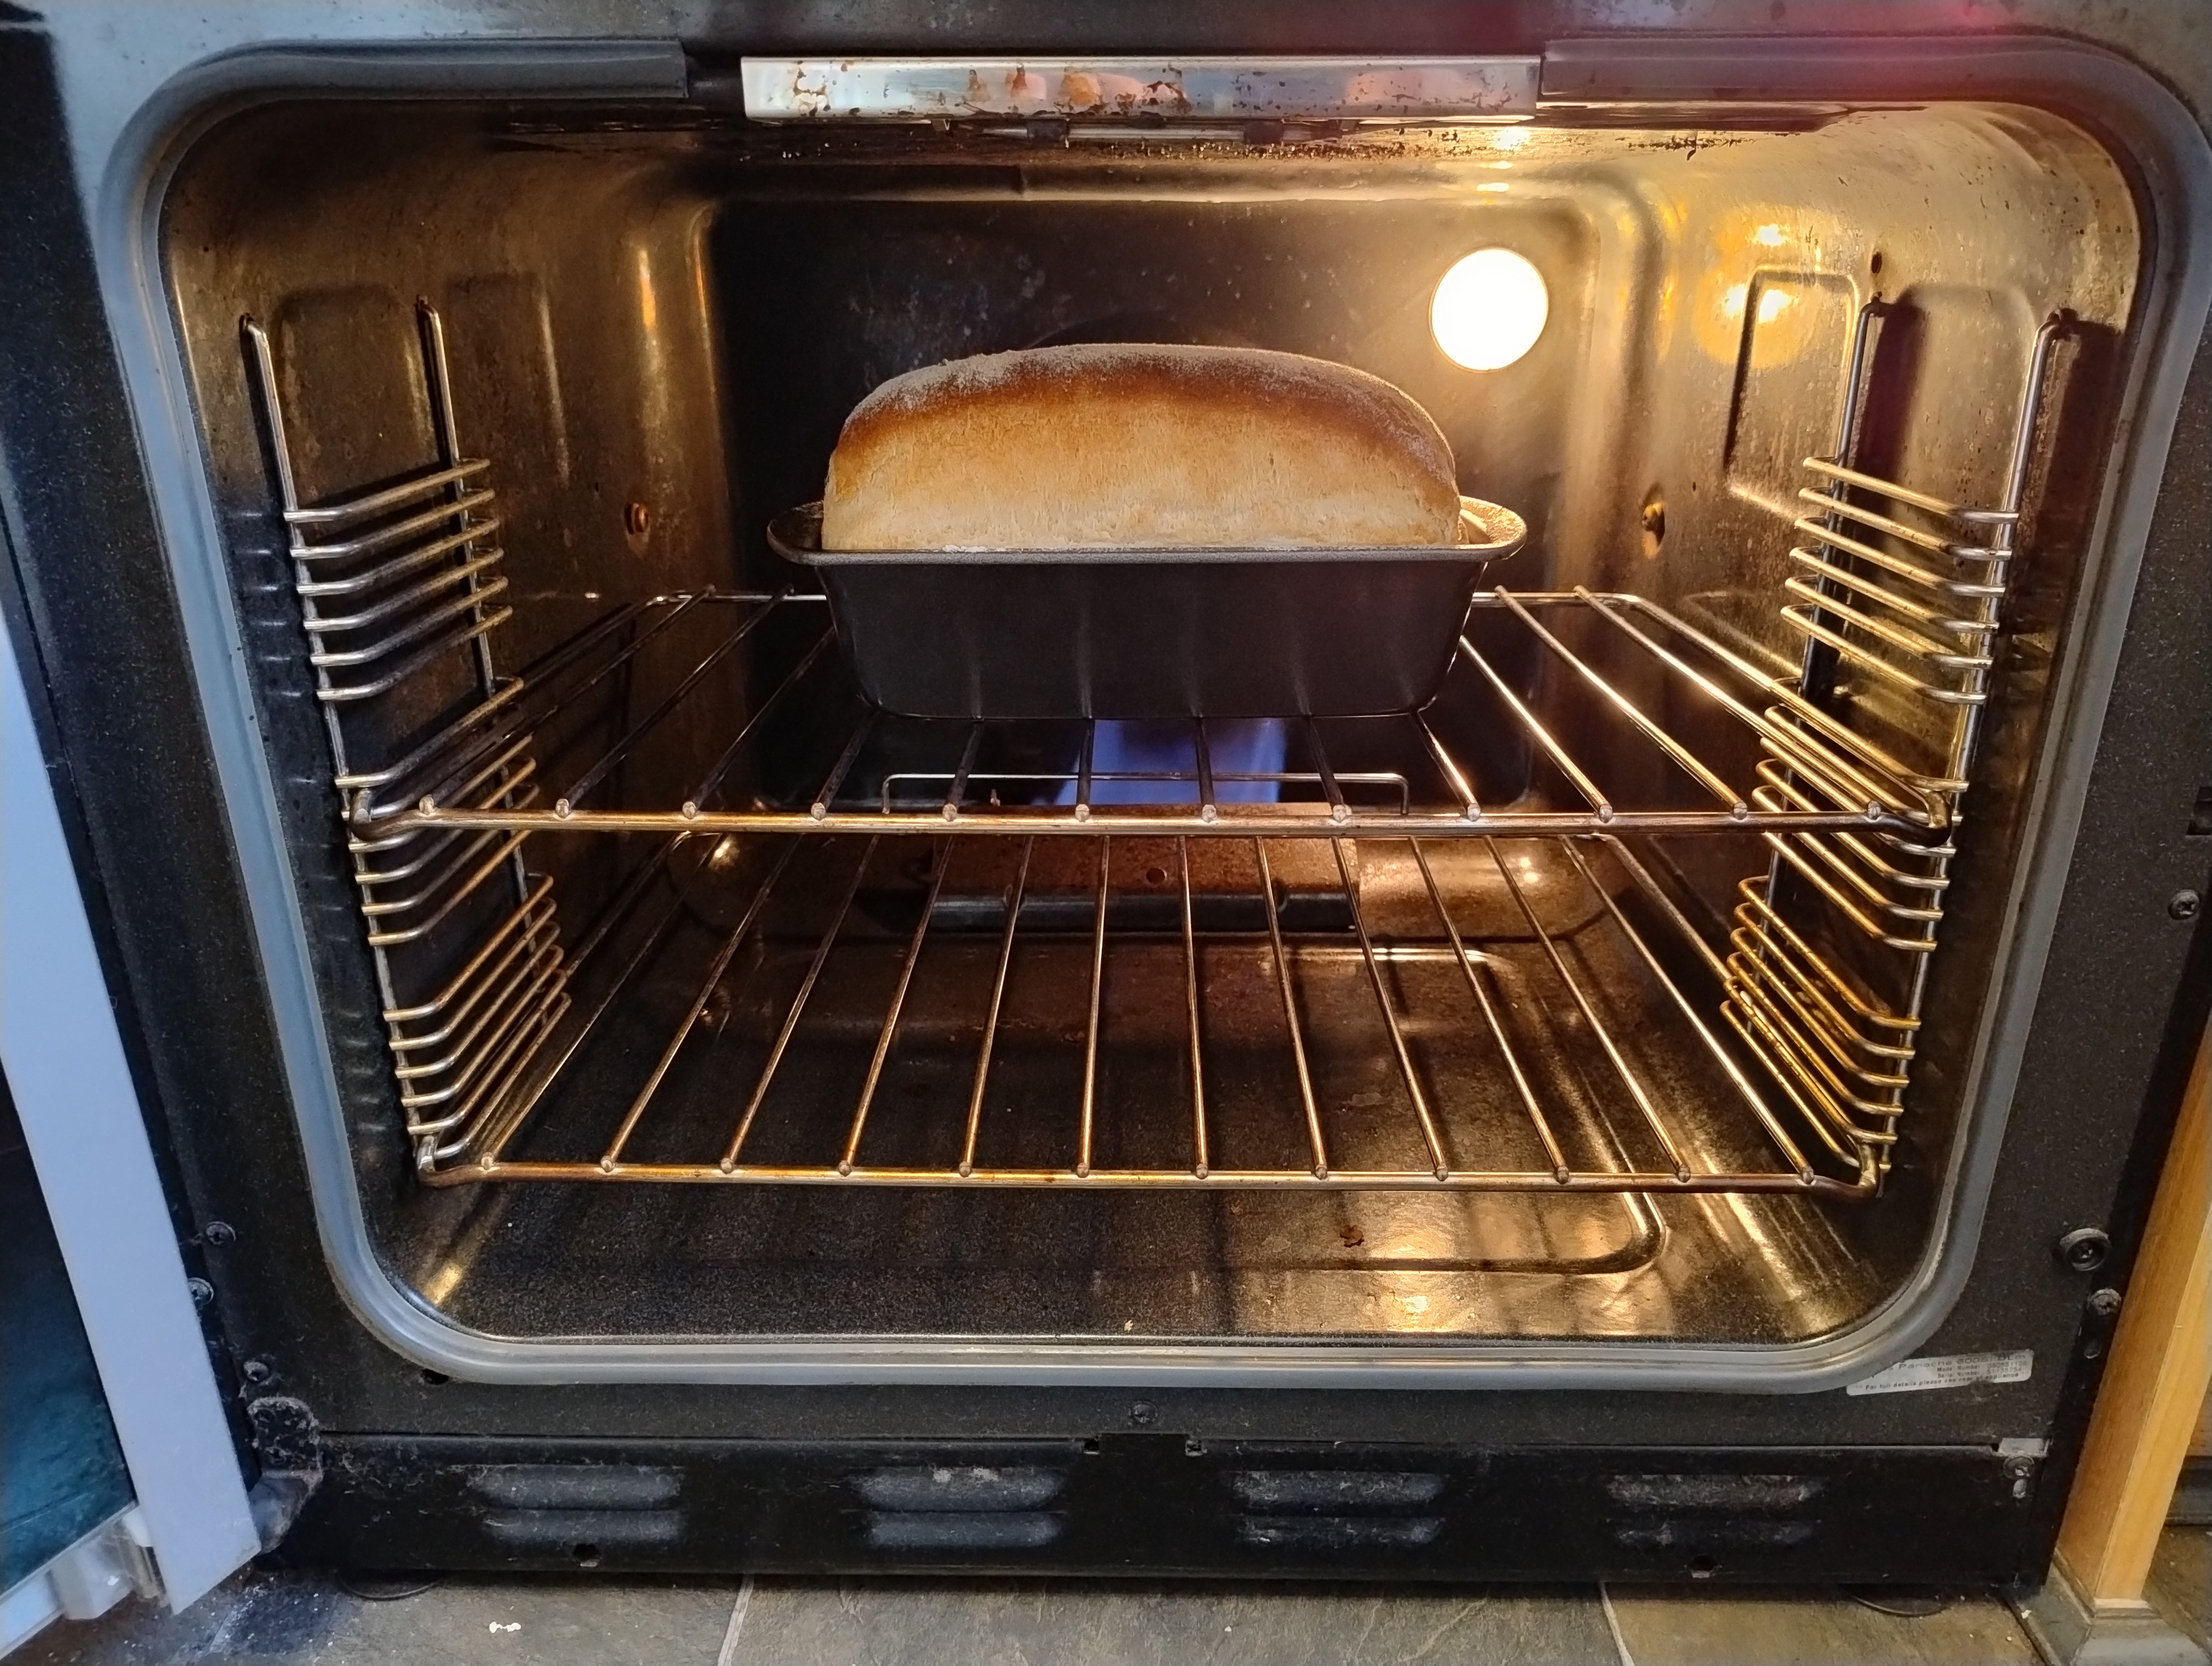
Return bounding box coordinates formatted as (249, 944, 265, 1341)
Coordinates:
(768, 497, 1526, 719)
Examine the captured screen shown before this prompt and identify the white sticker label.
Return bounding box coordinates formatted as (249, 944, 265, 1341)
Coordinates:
(1846, 1349, 2033, 1396)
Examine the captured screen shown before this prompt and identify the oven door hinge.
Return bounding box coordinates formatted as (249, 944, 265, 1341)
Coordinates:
(1997, 1437, 2051, 1501)
(245, 1395, 324, 1552)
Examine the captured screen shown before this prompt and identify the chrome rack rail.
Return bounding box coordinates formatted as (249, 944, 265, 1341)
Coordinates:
(362, 586, 1945, 844)
(245, 304, 571, 1161)
(1722, 306, 2067, 1175)
(434, 829, 1877, 1197)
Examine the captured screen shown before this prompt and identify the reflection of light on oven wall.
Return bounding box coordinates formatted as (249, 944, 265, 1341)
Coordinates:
(1710, 272, 1822, 370)
(634, 244, 671, 497)
(1691, 213, 1825, 366)
(1431, 248, 1549, 371)
(636, 245, 659, 333)
(420, 1259, 465, 1305)
(1723, 282, 1797, 326)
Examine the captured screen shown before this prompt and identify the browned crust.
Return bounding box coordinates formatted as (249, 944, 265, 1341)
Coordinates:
(821, 343, 1459, 551)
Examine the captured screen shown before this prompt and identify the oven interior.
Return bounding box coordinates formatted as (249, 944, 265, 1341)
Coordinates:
(160, 96, 2139, 1356)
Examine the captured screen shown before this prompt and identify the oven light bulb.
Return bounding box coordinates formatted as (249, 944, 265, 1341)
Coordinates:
(1430, 248, 1548, 371)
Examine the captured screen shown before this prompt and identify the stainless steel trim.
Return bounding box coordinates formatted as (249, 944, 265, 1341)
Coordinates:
(738, 56, 1540, 123)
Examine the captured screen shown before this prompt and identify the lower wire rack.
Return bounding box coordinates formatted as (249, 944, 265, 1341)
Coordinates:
(433, 830, 1878, 1197)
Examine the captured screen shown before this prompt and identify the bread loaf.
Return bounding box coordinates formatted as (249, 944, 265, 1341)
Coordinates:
(820, 344, 1460, 552)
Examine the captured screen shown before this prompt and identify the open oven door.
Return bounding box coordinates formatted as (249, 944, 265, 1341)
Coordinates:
(0, 587, 259, 1654)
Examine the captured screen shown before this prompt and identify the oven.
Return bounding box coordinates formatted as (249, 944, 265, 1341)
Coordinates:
(4, 1, 2210, 1594)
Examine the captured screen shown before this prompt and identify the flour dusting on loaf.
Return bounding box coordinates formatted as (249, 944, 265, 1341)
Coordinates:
(820, 344, 1460, 551)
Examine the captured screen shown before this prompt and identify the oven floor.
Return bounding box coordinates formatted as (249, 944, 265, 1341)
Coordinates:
(407, 1180, 1848, 1342)
(384, 838, 1891, 1345)
(35, 1541, 2207, 1666)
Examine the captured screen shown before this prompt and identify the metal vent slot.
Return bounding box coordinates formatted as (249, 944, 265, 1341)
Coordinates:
(1607, 1470, 1826, 1555)
(1230, 1470, 1446, 1510)
(1613, 1518, 1816, 1551)
(1605, 1474, 1825, 1511)
(864, 1513, 1063, 1551)
(482, 1509, 685, 1549)
(852, 1464, 1070, 1550)
(1236, 1516, 1445, 1549)
(468, 1465, 682, 1509)
(852, 1466, 1068, 1511)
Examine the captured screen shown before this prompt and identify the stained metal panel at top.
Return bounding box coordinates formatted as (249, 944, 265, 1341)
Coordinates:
(737, 57, 1544, 122)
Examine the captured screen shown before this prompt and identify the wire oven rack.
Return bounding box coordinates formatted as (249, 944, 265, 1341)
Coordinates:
(445, 828, 1876, 1196)
(238, 299, 2063, 1200)
(351, 584, 1947, 843)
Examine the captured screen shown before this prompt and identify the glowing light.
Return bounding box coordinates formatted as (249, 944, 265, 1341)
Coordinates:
(1430, 248, 1549, 371)
(1490, 126, 1531, 150)
(1751, 222, 1787, 246)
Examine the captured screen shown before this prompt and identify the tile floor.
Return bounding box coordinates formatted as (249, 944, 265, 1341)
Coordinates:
(2155, 1523, 2212, 1656)
(17, 1525, 2209, 1666)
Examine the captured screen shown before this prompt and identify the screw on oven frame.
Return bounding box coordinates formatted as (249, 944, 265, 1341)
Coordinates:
(2086, 1286, 2123, 1317)
(2055, 1226, 2111, 1272)
(203, 1220, 236, 1247)
(2170, 889, 2202, 921)
(187, 1277, 215, 1308)
(241, 1357, 275, 1386)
